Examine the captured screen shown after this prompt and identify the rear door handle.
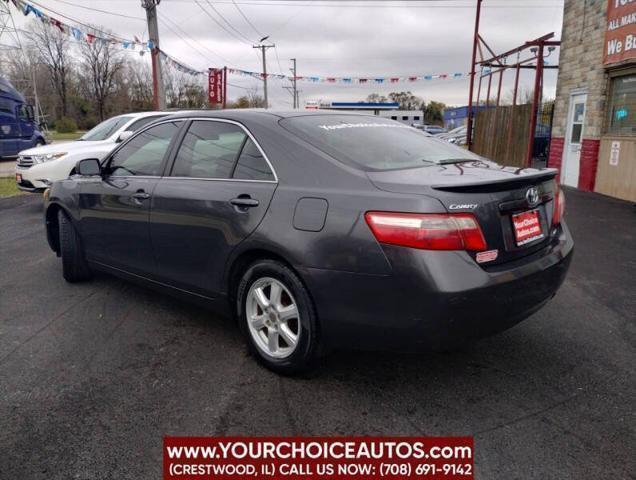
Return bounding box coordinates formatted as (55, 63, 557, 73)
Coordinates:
(132, 191, 151, 201)
(230, 197, 259, 208)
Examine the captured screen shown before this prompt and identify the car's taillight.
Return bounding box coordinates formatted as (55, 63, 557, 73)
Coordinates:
(364, 212, 487, 251)
(553, 186, 565, 226)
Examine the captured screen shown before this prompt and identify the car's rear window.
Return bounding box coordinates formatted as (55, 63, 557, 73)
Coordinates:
(280, 115, 480, 171)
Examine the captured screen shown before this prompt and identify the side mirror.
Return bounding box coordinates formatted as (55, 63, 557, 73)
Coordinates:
(76, 158, 101, 176)
(117, 131, 134, 143)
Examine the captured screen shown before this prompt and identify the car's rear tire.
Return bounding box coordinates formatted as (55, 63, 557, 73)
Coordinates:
(58, 210, 92, 283)
(237, 259, 319, 375)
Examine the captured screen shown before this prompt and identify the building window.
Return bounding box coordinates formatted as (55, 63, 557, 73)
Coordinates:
(391, 116, 397, 120)
(607, 73, 636, 135)
(413, 116, 420, 121)
(402, 116, 408, 121)
(571, 102, 585, 144)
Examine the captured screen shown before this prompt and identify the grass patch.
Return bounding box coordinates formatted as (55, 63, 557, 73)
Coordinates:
(0, 177, 24, 198)
(47, 130, 86, 142)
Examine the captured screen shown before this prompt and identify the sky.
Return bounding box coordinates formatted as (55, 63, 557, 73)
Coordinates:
(8, 0, 565, 108)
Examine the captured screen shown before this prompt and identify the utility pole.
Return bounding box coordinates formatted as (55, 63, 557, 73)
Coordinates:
(290, 58, 298, 109)
(142, 0, 166, 110)
(253, 42, 274, 108)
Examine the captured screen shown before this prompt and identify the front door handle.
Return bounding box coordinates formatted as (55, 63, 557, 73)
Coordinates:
(132, 191, 151, 202)
(230, 196, 259, 208)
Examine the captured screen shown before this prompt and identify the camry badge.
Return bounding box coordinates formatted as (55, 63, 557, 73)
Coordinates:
(449, 203, 478, 210)
(526, 187, 540, 207)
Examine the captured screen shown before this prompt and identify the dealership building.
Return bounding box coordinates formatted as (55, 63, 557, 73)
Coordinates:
(549, 0, 635, 201)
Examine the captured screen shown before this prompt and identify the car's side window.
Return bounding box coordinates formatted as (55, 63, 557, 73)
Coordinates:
(108, 121, 181, 177)
(171, 121, 247, 179)
(233, 138, 275, 181)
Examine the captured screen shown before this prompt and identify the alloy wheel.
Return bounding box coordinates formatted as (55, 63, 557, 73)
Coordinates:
(246, 277, 301, 359)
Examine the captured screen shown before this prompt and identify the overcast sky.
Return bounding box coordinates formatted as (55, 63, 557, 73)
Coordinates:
(11, 0, 565, 108)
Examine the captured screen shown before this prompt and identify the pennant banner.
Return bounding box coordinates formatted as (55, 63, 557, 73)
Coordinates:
(10, 0, 203, 76)
(225, 68, 468, 84)
(10, 0, 468, 84)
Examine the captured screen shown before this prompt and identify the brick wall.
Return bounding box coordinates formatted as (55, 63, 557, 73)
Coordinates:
(552, 0, 608, 140)
(579, 139, 600, 191)
(548, 137, 565, 181)
(550, 0, 610, 188)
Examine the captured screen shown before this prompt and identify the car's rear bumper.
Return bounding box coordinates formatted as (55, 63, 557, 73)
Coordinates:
(303, 222, 574, 351)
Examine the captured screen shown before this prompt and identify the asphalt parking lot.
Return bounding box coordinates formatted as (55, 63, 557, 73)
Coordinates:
(0, 188, 634, 479)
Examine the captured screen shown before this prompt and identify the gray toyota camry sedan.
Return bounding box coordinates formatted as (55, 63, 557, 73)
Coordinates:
(43, 110, 573, 374)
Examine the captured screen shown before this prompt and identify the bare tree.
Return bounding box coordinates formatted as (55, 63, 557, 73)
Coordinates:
(181, 82, 207, 109)
(79, 30, 126, 120)
(366, 93, 388, 103)
(246, 88, 266, 108)
(26, 20, 72, 117)
(164, 68, 186, 108)
(388, 91, 423, 110)
(163, 68, 209, 109)
(124, 60, 153, 111)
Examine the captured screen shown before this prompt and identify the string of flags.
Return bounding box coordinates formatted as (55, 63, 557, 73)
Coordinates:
(9, 0, 469, 84)
(9, 0, 202, 76)
(226, 68, 469, 84)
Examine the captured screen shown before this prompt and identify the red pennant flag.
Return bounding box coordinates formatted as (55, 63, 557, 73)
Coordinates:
(52, 18, 64, 33)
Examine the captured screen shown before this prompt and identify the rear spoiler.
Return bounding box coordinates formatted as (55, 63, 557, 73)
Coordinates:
(432, 168, 557, 193)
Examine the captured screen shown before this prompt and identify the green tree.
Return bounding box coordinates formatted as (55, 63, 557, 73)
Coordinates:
(422, 101, 446, 125)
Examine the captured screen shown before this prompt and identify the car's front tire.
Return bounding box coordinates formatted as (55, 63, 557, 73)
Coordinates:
(237, 259, 319, 375)
(58, 210, 92, 283)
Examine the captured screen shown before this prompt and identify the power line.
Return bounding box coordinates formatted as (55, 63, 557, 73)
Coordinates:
(159, 15, 235, 67)
(165, 0, 563, 8)
(227, 81, 250, 89)
(273, 44, 287, 77)
(231, 0, 264, 38)
(204, 0, 255, 43)
(46, 0, 146, 21)
(193, 0, 253, 45)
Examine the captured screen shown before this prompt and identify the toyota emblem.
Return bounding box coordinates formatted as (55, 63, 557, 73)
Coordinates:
(526, 187, 540, 207)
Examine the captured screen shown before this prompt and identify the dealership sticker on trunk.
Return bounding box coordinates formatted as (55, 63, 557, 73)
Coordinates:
(512, 209, 544, 246)
(476, 249, 498, 263)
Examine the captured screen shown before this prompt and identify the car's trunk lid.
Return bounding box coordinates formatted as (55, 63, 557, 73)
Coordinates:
(367, 161, 559, 266)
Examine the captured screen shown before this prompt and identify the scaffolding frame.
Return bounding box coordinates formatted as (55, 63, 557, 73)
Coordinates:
(466, 0, 560, 167)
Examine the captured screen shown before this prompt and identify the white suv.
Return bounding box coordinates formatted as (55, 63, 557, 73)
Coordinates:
(15, 111, 167, 192)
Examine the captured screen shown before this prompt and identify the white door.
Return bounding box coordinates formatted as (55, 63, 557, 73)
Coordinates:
(562, 93, 587, 187)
